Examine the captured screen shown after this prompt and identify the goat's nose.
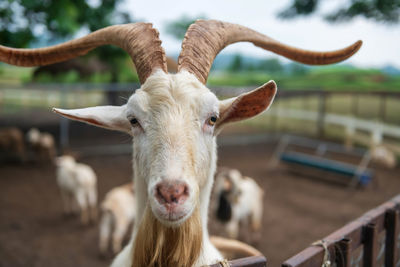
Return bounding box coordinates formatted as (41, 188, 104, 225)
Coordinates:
(155, 180, 189, 205)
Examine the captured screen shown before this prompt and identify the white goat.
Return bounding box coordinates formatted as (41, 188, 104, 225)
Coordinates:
(99, 183, 136, 255)
(55, 155, 97, 225)
(214, 168, 264, 240)
(26, 128, 56, 162)
(370, 145, 397, 169)
(1, 20, 361, 266)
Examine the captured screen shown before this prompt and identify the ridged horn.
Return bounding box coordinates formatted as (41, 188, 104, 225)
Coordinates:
(0, 23, 167, 84)
(178, 20, 362, 84)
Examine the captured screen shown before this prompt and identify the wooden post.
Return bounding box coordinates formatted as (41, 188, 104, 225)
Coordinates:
(363, 223, 378, 267)
(317, 92, 326, 138)
(352, 93, 359, 117)
(380, 95, 387, 122)
(59, 85, 69, 152)
(336, 238, 351, 267)
(386, 209, 399, 267)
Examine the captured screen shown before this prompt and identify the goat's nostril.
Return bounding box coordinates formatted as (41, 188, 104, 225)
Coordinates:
(155, 180, 189, 205)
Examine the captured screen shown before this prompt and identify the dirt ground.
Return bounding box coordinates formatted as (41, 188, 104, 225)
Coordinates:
(0, 141, 399, 267)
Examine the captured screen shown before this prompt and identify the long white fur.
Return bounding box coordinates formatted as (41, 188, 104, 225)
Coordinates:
(111, 71, 222, 266)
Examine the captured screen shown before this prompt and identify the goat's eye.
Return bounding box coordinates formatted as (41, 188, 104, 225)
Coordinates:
(129, 118, 139, 126)
(207, 116, 218, 126)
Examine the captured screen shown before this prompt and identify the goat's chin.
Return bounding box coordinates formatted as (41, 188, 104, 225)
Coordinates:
(151, 202, 195, 227)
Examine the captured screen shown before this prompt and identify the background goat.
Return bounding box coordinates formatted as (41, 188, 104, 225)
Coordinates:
(0, 20, 361, 267)
(0, 127, 25, 163)
(26, 128, 56, 162)
(55, 155, 97, 225)
(99, 183, 136, 255)
(214, 168, 264, 240)
(370, 145, 397, 169)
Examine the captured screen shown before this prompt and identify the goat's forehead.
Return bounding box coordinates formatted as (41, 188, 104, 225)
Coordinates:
(126, 72, 219, 116)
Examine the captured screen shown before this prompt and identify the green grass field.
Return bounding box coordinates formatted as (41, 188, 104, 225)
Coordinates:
(208, 66, 400, 91)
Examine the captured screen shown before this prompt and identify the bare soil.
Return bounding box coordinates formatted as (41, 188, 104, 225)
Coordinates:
(0, 141, 399, 267)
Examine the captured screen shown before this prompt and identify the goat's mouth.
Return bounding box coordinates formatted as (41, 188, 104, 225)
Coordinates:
(151, 202, 194, 226)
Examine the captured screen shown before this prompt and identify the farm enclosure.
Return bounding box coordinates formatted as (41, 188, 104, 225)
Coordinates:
(1, 138, 399, 267)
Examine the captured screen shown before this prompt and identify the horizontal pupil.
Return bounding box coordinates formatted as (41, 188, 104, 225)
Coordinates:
(130, 118, 138, 124)
(211, 117, 217, 122)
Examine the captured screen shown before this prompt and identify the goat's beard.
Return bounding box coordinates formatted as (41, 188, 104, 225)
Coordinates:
(132, 205, 202, 267)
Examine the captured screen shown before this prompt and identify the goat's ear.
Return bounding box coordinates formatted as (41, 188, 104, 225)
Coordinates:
(53, 105, 131, 133)
(216, 80, 277, 130)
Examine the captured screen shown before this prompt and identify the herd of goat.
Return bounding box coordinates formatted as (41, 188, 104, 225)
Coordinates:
(0, 126, 264, 259)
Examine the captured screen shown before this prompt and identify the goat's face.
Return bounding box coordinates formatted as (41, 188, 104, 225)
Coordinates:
(53, 70, 277, 227)
(128, 71, 218, 225)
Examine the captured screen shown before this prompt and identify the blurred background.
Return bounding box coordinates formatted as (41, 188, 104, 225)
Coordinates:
(0, 0, 399, 266)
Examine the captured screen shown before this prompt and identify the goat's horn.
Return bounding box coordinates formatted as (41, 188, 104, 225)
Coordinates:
(178, 20, 362, 84)
(209, 236, 263, 257)
(0, 23, 167, 84)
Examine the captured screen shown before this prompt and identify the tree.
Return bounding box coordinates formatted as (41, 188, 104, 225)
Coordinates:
(258, 58, 284, 73)
(0, 0, 136, 102)
(0, 0, 133, 48)
(165, 15, 207, 40)
(228, 54, 244, 72)
(278, 0, 400, 24)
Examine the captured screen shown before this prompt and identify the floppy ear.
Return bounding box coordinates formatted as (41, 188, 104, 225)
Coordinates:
(53, 105, 131, 133)
(217, 80, 277, 130)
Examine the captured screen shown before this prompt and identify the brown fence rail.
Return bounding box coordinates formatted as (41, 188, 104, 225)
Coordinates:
(209, 256, 267, 267)
(282, 194, 400, 267)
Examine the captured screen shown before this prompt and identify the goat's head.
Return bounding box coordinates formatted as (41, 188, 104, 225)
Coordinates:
(0, 19, 361, 249)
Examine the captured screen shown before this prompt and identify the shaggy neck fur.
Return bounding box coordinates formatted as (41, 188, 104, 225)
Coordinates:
(132, 206, 202, 267)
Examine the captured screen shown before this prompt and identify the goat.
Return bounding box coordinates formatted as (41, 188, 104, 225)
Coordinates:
(55, 155, 97, 225)
(99, 183, 136, 255)
(0, 20, 361, 266)
(26, 128, 56, 162)
(0, 127, 25, 162)
(214, 168, 264, 240)
(370, 145, 397, 169)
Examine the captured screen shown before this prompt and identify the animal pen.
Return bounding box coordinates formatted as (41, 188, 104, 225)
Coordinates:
(2, 83, 400, 267)
(0, 20, 399, 267)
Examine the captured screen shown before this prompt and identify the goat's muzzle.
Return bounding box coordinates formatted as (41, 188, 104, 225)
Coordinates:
(153, 180, 191, 223)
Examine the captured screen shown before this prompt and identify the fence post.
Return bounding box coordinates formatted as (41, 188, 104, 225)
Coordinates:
(352, 93, 359, 117)
(59, 85, 69, 152)
(380, 95, 387, 122)
(336, 238, 351, 267)
(363, 223, 378, 267)
(317, 92, 326, 138)
(386, 209, 399, 267)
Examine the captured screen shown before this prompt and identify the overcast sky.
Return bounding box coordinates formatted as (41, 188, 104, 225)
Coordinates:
(121, 0, 400, 68)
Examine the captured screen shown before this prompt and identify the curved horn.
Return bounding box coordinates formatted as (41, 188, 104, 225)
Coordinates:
(0, 23, 167, 84)
(178, 20, 362, 84)
(210, 236, 263, 257)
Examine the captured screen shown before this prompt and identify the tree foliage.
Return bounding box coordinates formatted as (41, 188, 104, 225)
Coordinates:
(0, 0, 136, 83)
(165, 15, 207, 40)
(278, 0, 400, 24)
(0, 0, 133, 48)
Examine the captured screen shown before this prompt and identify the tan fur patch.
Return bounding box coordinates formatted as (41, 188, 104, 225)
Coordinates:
(132, 206, 202, 267)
